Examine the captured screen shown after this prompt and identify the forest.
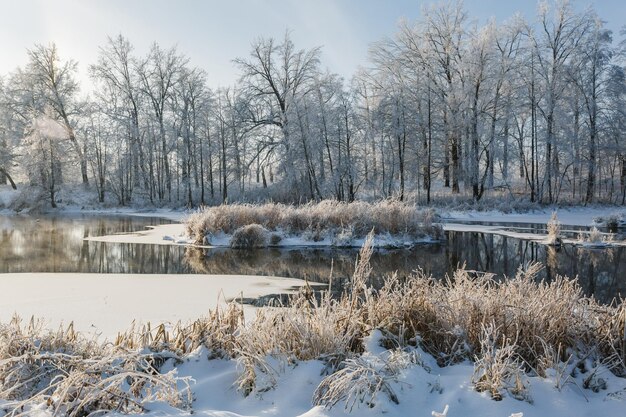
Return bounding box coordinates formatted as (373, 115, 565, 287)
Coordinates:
(1, 0, 625, 209)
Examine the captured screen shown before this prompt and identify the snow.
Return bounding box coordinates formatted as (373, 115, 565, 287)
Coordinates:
(0, 273, 314, 339)
(443, 206, 625, 227)
(78, 336, 626, 417)
(85, 223, 194, 246)
(443, 222, 626, 246)
(86, 223, 438, 249)
(442, 207, 626, 248)
(74, 205, 626, 250)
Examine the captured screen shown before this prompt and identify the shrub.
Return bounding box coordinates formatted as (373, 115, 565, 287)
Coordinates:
(332, 227, 354, 247)
(546, 212, 562, 245)
(313, 356, 399, 411)
(579, 226, 614, 246)
(230, 224, 269, 249)
(593, 212, 624, 230)
(269, 233, 282, 246)
(185, 200, 443, 245)
(471, 324, 528, 401)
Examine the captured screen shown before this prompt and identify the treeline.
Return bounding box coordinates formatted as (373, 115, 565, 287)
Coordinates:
(1, 1, 625, 207)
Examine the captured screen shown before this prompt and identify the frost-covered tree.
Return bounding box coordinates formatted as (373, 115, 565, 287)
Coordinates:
(2, 0, 625, 207)
(90, 35, 145, 204)
(235, 32, 321, 189)
(26, 43, 88, 185)
(22, 116, 68, 207)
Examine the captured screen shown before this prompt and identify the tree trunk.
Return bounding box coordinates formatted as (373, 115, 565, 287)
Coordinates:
(0, 168, 16, 190)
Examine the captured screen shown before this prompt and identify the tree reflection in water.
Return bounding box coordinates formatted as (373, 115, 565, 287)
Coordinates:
(0, 215, 624, 303)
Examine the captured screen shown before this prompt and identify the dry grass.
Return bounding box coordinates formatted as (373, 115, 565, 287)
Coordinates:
(1, 235, 625, 412)
(185, 200, 442, 245)
(312, 356, 400, 411)
(471, 324, 528, 401)
(546, 212, 562, 245)
(0, 317, 192, 417)
(579, 226, 615, 245)
(229, 224, 269, 248)
(369, 263, 625, 373)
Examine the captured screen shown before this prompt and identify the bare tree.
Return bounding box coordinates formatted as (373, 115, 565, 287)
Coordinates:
(235, 32, 321, 187)
(27, 43, 89, 185)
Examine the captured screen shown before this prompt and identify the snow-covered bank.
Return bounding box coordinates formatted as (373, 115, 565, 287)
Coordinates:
(83, 201, 444, 249)
(0, 238, 624, 417)
(442, 206, 626, 248)
(1, 255, 625, 417)
(0, 273, 313, 338)
(443, 206, 625, 227)
(443, 222, 626, 247)
(99, 340, 625, 417)
(86, 210, 626, 250)
(2, 340, 625, 417)
(85, 223, 193, 246)
(85, 222, 440, 249)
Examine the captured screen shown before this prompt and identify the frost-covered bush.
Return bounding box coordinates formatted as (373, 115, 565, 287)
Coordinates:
(0, 317, 192, 416)
(230, 224, 269, 248)
(185, 200, 443, 245)
(588, 227, 604, 243)
(313, 356, 400, 411)
(332, 227, 354, 247)
(578, 226, 614, 246)
(472, 324, 528, 401)
(269, 233, 282, 246)
(593, 212, 624, 230)
(546, 212, 562, 245)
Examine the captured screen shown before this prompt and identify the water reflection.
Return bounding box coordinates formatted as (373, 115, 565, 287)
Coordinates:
(185, 233, 626, 303)
(0, 215, 174, 273)
(0, 215, 624, 303)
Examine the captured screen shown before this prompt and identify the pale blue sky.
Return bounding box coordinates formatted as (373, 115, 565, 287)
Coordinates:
(1, 0, 624, 89)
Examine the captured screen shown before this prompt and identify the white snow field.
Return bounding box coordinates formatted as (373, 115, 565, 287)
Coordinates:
(0, 273, 311, 338)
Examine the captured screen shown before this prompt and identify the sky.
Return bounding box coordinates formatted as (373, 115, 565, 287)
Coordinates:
(1, 0, 624, 90)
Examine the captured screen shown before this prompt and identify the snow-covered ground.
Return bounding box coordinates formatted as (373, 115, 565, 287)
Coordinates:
(442, 222, 626, 247)
(19, 331, 622, 417)
(0, 273, 312, 338)
(442, 207, 626, 248)
(169, 350, 626, 417)
(84, 205, 626, 250)
(85, 222, 438, 249)
(443, 206, 624, 227)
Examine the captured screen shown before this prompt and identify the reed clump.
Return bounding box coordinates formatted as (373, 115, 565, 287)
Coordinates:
(0, 317, 192, 417)
(185, 200, 442, 245)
